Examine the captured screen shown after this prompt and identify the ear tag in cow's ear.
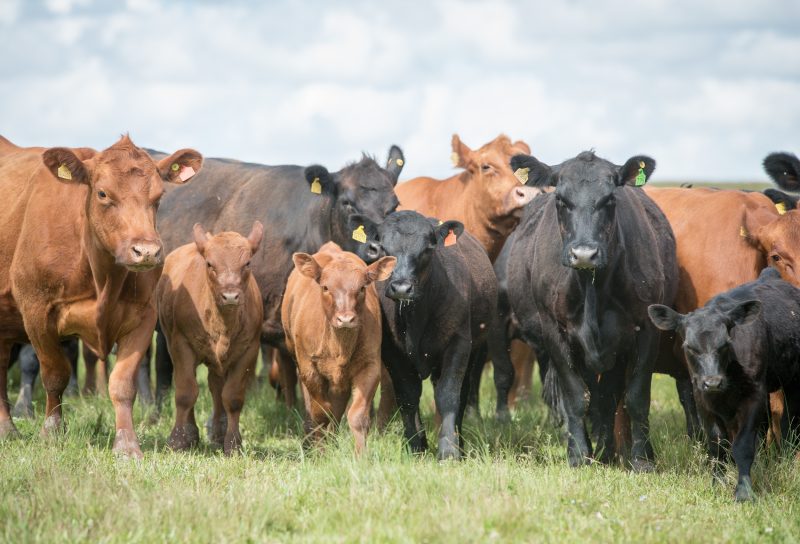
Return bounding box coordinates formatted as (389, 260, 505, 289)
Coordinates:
(171, 163, 180, 172)
(776, 202, 787, 215)
(396, 158, 404, 167)
(514, 167, 529, 185)
(352, 225, 367, 244)
(57, 164, 72, 180)
(310, 177, 322, 194)
(740, 226, 749, 238)
(635, 161, 647, 186)
(178, 165, 196, 182)
(450, 152, 459, 166)
(444, 229, 457, 247)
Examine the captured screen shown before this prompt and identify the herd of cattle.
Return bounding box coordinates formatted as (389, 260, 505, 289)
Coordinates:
(1, 133, 799, 502)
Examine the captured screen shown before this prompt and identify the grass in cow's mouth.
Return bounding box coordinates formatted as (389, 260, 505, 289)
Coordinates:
(1, 354, 798, 543)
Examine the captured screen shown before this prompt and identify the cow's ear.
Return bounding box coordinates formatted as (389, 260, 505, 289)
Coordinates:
(292, 253, 322, 282)
(512, 140, 531, 155)
(451, 134, 473, 169)
(434, 220, 464, 247)
(193, 223, 211, 254)
(157, 149, 203, 184)
(619, 155, 656, 187)
(247, 221, 264, 252)
(725, 300, 761, 330)
(763, 152, 800, 192)
(385, 145, 405, 186)
(510, 154, 554, 187)
(762, 189, 799, 212)
(42, 147, 90, 185)
(304, 165, 335, 195)
(647, 304, 682, 331)
(365, 256, 396, 283)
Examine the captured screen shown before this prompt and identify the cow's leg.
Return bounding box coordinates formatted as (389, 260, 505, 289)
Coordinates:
(302, 383, 334, 450)
(464, 358, 484, 421)
(136, 349, 154, 408)
(64, 340, 79, 397)
(207, 370, 226, 447)
(767, 389, 785, 447)
(276, 350, 298, 408)
(12, 345, 39, 419)
(509, 340, 534, 408)
(348, 362, 380, 455)
(0, 342, 18, 438)
(376, 364, 397, 430)
(384, 354, 427, 453)
(732, 400, 763, 502)
(545, 346, 591, 467)
(703, 411, 728, 485)
(154, 330, 173, 414)
(487, 318, 513, 421)
(27, 331, 72, 436)
(625, 331, 657, 472)
(167, 335, 199, 452)
(82, 345, 106, 396)
(591, 364, 626, 464)
(110, 311, 157, 458)
(220, 345, 257, 456)
(676, 375, 702, 442)
(435, 338, 471, 461)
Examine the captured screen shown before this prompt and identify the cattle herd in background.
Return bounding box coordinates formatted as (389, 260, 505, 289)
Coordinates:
(0, 133, 799, 502)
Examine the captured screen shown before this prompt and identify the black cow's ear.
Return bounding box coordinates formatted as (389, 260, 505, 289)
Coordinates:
(304, 165, 335, 195)
(763, 189, 799, 212)
(510, 154, 554, 187)
(42, 147, 90, 185)
(725, 300, 761, 330)
(619, 155, 656, 187)
(763, 152, 800, 192)
(434, 220, 464, 247)
(385, 145, 405, 186)
(647, 304, 682, 331)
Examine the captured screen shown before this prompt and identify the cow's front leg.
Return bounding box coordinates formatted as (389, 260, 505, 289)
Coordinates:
(732, 398, 764, 502)
(384, 354, 427, 454)
(110, 308, 157, 458)
(435, 337, 471, 461)
(625, 329, 657, 472)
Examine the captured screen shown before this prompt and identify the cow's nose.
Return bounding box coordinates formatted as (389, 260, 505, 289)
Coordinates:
(701, 375, 723, 391)
(389, 280, 414, 299)
(569, 246, 599, 269)
(335, 313, 357, 328)
(129, 242, 162, 267)
(365, 242, 381, 262)
(221, 292, 240, 305)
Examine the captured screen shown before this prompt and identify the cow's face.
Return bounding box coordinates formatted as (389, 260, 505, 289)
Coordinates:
(303, 145, 403, 255)
(194, 222, 263, 307)
(648, 301, 761, 393)
(510, 152, 655, 271)
(42, 135, 202, 271)
(451, 134, 540, 219)
(292, 243, 395, 329)
(755, 211, 800, 287)
(367, 211, 462, 302)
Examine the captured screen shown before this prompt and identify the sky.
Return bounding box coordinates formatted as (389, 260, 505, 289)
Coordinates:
(0, 0, 798, 183)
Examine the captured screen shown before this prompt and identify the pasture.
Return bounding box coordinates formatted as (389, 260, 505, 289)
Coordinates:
(2, 351, 798, 543)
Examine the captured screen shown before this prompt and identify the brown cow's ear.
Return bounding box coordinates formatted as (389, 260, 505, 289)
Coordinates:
(157, 149, 203, 184)
(365, 256, 396, 283)
(42, 147, 90, 185)
(451, 134, 473, 169)
(193, 223, 211, 254)
(512, 140, 531, 155)
(248, 221, 264, 252)
(292, 253, 322, 282)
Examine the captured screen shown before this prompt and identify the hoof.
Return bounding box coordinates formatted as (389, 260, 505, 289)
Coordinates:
(464, 405, 481, 421)
(494, 407, 512, 423)
(113, 429, 143, 459)
(168, 424, 199, 451)
(630, 458, 655, 473)
(437, 440, 461, 461)
(734, 478, 755, 502)
(41, 415, 64, 437)
(206, 413, 228, 446)
(0, 419, 20, 440)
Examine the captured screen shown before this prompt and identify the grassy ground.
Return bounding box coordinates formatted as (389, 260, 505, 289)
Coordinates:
(1, 357, 799, 543)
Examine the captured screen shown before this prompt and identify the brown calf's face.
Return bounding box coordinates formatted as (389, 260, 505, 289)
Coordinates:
(451, 134, 539, 218)
(194, 221, 264, 307)
(41, 135, 202, 271)
(756, 211, 800, 287)
(293, 251, 396, 329)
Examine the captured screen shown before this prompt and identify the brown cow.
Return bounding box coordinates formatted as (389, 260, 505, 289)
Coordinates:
(158, 222, 264, 455)
(396, 134, 539, 262)
(282, 242, 395, 453)
(0, 135, 201, 457)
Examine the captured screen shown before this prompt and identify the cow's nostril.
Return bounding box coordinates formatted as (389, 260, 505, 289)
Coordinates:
(132, 246, 142, 257)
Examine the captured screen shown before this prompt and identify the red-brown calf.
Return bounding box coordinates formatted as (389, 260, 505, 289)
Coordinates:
(281, 242, 395, 453)
(157, 222, 264, 455)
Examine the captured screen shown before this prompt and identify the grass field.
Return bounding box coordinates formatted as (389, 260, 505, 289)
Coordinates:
(2, 355, 799, 544)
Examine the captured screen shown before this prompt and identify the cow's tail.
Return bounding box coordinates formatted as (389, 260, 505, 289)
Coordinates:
(542, 367, 565, 427)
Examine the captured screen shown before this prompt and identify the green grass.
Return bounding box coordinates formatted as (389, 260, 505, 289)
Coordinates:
(2, 359, 799, 543)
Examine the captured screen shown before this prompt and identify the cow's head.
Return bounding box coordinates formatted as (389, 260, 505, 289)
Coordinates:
(41, 135, 202, 271)
(763, 152, 800, 192)
(292, 242, 395, 329)
(648, 301, 761, 393)
(511, 151, 655, 270)
(354, 211, 462, 302)
(451, 134, 540, 220)
(193, 221, 263, 307)
(752, 210, 800, 286)
(303, 145, 403, 254)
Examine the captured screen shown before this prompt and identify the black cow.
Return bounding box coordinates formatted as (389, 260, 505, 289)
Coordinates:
(648, 268, 800, 501)
(507, 151, 677, 470)
(152, 147, 404, 408)
(359, 211, 496, 460)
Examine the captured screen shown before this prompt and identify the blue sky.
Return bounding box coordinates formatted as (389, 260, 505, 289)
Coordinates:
(1, 0, 798, 182)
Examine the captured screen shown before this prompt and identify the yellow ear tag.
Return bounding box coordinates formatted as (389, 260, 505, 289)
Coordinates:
(310, 177, 322, 194)
(450, 152, 459, 166)
(514, 167, 529, 184)
(352, 225, 367, 244)
(740, 226, 748, 238)
(437, 220, 443, 226)
(776, 202, 787, 215)
(57, 164, 72, 180)
(396, 158, 404, 167)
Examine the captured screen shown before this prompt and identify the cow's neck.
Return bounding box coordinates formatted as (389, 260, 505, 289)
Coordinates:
(460, 173, 518, 262)
(83, 227, 129, 357)
(319, 320, 360, 361)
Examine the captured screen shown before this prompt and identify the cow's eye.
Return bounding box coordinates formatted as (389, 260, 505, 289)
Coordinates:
(97, 190, 107, 199)
(206, 261, 212, 269)
(481, 164, 491, 171)
(772, 254, 781, 262)
(322, 286, 329, 293)
(245, 260, 251, 267)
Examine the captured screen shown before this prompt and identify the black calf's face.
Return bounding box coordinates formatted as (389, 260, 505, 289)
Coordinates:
(510, 151, 655, 271)
(648, 301, 761, 393)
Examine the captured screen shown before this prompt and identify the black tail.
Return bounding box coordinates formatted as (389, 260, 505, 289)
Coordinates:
(542, 367, 565, 427)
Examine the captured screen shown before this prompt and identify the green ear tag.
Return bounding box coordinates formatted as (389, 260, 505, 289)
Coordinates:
(635, 161, 646, 186)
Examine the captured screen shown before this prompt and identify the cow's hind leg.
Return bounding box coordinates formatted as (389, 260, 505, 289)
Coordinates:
(12, 345, 39, 419)
(154, 330, 173, 414)
(676, 375, 702, 442)
(0, 342, 19, 438)
(487, 318, 514, 421)
(27, 332, 72, 437)
(435, 339, 471, 461)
